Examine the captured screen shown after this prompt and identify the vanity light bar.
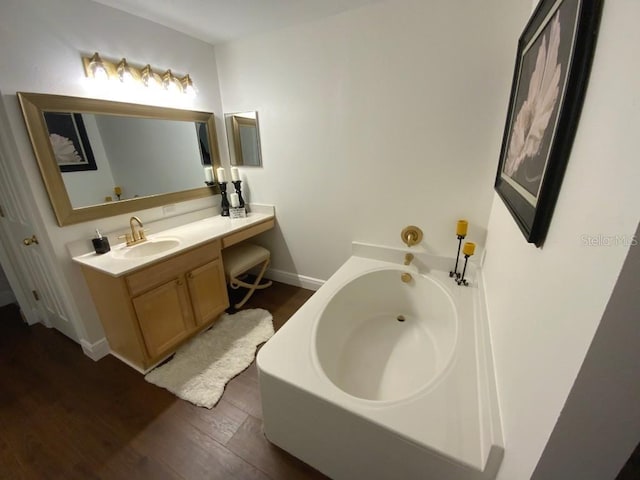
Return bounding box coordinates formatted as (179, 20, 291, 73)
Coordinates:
(81, 52, 196, 96)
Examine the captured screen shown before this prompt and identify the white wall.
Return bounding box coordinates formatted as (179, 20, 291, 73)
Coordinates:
(0, 0, 224, 343)
(483, 1, 640, 478)
(215, 0, 531, 281)
(531, 221, 640, 480)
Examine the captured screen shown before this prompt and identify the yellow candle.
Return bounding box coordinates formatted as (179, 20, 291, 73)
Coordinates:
(114, 186, 122, 196)
(462, 242, 475, 256)
(456, 220, 468, 237)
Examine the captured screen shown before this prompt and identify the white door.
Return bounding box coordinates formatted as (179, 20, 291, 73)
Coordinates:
(0, 92, 78, 341)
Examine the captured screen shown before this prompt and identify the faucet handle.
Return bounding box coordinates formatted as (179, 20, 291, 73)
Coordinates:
(118, 233, 133, 245)
(138, 229, 148, 241)
(404, 253, 414, 265)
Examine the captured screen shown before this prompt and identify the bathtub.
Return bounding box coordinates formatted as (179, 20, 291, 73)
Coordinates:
(257, 242, 503, 480)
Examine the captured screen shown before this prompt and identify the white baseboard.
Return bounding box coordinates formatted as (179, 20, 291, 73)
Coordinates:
(265, 268, 324, 291)
(80, 337, 110, 361)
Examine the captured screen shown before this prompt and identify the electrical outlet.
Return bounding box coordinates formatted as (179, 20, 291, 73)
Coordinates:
(162, 204, 177, 216)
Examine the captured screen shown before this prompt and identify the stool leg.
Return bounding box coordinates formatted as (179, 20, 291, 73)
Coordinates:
(234, 259, 272, 309)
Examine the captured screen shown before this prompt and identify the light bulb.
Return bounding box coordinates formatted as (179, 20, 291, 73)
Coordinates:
(181, 74, 197, 98)
(141, 64, 160, 90)
(116, 58, 134, 84)
(88, 52, 109, 81)
(162, 70, 182, 93)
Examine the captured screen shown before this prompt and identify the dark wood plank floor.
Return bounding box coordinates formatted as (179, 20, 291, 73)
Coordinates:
(0, 281, 329, 480)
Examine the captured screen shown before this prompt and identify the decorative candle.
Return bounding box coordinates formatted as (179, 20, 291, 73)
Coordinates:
(456, 220, 468, 237)
(204, 167, 213, 182)
(231, 167, 240, 181)
(217, 167, 226, 183)
(229, 192, 239, 208)
(462, 242, 476, 256)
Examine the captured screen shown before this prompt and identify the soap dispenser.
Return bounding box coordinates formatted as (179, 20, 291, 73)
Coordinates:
(92, 229, 111, 254)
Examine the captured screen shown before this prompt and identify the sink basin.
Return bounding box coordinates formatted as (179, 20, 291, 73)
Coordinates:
(114, 238, 181, 259)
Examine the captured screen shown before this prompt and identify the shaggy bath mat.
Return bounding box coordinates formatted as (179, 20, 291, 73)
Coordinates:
(144, 308, 274, 408)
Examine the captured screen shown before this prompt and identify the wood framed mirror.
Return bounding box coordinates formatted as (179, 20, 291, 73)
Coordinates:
(225, 111, 262, 167)
(18, 92, 222, 226)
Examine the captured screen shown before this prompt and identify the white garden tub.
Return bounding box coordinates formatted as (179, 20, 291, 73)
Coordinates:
(257, 242, 503, 480)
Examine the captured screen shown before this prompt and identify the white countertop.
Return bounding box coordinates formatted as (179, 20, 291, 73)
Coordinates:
(72, 210, 274, 277)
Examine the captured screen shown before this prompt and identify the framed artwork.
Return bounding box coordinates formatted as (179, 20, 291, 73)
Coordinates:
(494, 0, 603, 246)
(44, 112, 97, 172)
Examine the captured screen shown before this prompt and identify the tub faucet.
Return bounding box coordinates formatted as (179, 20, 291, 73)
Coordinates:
(404, 253, 414, 265)
(401, 225, 423, 247)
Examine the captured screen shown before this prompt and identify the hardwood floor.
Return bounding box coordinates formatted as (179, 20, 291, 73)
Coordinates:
(0, 282, 329, 480)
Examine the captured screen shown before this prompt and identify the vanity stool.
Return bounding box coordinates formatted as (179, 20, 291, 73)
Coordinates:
(222, 243, 273, 309)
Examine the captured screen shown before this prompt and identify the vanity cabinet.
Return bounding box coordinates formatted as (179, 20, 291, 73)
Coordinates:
(81, 239, 229, 370)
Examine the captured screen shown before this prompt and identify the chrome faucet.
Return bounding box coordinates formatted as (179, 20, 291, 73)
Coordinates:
(119, 216, 147, 246)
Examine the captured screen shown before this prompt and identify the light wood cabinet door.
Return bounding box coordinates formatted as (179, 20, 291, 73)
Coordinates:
(187, 258, 229, 326)
(132, 278, 194, 359)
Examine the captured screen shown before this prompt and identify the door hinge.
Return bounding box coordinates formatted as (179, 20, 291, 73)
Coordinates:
(32, 290, 40, 301)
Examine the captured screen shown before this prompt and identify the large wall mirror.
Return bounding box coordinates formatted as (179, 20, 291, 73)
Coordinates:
(225, 111, 263, 167)
(18, 92, 222, 226)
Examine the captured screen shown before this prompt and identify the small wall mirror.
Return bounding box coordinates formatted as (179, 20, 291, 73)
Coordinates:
(225, 111, 263, 167)
(18, 92, 222, 226)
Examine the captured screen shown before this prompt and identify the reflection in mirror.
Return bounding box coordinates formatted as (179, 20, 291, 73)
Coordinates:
(55, 115, 211, 208)
(17, 92, 221, 226)
(225, 111, 263, 167)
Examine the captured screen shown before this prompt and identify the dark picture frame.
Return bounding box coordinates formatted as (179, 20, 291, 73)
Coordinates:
(196, 121, 212, 166)
(43, 112, 97, 172)
(494, 0, 603, 246)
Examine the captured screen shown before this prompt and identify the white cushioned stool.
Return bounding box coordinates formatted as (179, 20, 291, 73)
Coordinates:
(222, 243, 273, 309)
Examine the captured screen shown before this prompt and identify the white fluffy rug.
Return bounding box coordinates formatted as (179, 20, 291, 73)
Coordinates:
(145, 308, 274, 408)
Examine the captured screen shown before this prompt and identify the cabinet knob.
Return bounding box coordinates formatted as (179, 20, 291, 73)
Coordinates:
(187, 272, 193, 279)
(177, 279, 183, 286)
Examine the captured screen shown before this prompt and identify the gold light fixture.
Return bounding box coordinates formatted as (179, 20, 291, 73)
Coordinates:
(141, 64, 161, 89)
(82, 52, 195, 96)
(181, 74, 196, 97)
(116, 58, 136, 84)
(85, 52, 111, 80)
(162, 69, 183, 93)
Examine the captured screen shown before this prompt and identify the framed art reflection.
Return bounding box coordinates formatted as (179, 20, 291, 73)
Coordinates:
(44, 112, 97, 172)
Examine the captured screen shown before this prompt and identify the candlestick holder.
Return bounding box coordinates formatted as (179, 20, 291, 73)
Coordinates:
(219, 181, 230, 216)
(456, 254, 471, 286)
(449, 234, 466, 279)
(232, 180, 246, 212)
